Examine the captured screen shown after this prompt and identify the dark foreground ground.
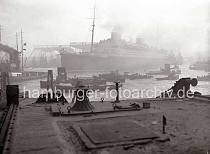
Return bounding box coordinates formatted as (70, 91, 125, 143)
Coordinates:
(9, 98, 210, 154)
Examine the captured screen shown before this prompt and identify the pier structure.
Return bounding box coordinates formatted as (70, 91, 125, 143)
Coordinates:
(0, 76, 210, 154)
(5, 95, 210, 154)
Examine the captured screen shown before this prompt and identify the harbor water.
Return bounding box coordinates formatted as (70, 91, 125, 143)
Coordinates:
(15, 64, 210, 101)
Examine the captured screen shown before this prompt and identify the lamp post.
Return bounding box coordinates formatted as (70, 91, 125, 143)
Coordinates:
(20, 29, 26, 73)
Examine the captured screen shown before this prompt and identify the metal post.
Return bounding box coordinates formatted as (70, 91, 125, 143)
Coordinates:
(20, 29, 24, 72)
(0, 25, 2, 43)
(115, 82, 120, 103)
(16, 32, 19, 51)
(90, 0, 96, 52)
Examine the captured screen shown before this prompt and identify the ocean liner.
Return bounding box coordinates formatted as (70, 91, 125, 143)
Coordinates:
(60, 4, 169, 72)
(60, 24, 170, 71)
(60, 34, 168, 72)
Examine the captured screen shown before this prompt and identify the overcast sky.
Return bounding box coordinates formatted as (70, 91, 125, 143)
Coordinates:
(0, 0, 209, 57)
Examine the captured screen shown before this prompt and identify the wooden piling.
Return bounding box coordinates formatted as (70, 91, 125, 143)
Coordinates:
(47, 70, 54, 91)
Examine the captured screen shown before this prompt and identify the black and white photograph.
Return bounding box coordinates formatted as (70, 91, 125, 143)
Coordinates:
(0, 0, 210, 153)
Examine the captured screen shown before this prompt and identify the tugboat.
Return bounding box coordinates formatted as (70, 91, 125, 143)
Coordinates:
(156, 72, 179, 81)
(147, 64, 181, 75)
(189, 60, 210, 71)
(197, 73, 210, 81)
(126, 73, 153, 80)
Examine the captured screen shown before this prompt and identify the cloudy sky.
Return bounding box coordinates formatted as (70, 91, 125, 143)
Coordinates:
(0, 0, 209, 56)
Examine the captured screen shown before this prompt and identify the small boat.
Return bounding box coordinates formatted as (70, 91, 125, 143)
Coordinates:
(40, 67, 107, 91)
(126, 73, 153, 80)
(189, 61, 210, 71)
(156, 73, 179, 81)
(147, 64, 181, 75)
(197, 73, 210, 81)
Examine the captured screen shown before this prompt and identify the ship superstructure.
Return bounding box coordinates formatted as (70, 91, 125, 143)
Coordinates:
(60, 29, 169, 72)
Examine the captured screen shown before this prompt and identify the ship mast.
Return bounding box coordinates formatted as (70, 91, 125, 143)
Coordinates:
(90, 1, 96, 52)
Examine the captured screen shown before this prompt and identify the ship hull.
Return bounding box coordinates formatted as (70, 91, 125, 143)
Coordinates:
(61, 53, 167, 72)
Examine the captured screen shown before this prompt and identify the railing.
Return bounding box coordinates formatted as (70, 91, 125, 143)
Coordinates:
(0, 104, 17, 153)
(0, 72, 9, 109)
(0, 73, 19, 154)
